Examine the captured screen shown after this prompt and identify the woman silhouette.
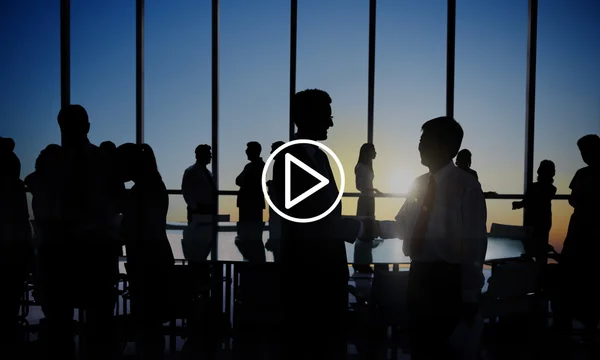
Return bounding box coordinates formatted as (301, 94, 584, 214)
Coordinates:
(354, 143, 382, 273)
(512, 160, 557, 259)
(116, 143, 175, 359)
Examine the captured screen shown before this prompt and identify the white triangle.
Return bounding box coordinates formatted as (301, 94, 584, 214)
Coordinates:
(284, 153, 330, 210)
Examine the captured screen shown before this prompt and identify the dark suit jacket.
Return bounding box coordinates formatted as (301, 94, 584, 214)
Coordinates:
(236, 159, 266, 209)
(272, 144, 348, 274)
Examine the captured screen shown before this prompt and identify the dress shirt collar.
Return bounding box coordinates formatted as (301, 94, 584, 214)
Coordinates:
(430, 161, 454, 184)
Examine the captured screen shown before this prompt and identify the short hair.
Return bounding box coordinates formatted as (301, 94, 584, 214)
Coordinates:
(57, 104, 89, 130)
(291, 89, 332, 127)
(195, 144, 211, 154)
(421, 116, 464, 158)
(577, 134, 600, 152)
(246, 141, 262, 153)
(271, 141, 285, 150)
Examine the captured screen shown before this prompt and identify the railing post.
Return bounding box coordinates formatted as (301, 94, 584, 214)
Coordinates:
(60, 0, 70, 110)
(524, 0, 538, 212)
(446, 0, 456, 119)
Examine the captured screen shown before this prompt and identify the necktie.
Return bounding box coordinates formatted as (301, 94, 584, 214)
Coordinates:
(410, 174, 436, 257)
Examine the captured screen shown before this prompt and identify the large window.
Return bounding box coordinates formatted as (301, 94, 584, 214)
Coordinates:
(1, 1, 61, 221)
(454, 0, 528, 229)
(533, 0, 600, 251)
(296, 0, 369, 216)
(0, 1, 61, 188)
(70, 0, 135, 146)
(144, 0, 212, 222)
(373, 0, 447, 221)
(219, 0, 290, 221)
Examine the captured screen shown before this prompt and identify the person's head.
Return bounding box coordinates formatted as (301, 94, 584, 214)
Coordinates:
(537, 160, 555, 183)
(100, 141, 117, 152)
(456, 149, 472, 168)
(577, 134, 600, 167)
(57, 105, 90, 146)
(357, 143, 376, 167)
(291, 89, 333, 141)
(36, 144, 62, 173)
(195, 144, 212, 165)
(116, 143, 160, 182)
(419, 117, 464, 171)
(0, 137, 20, 180)
(246, 141, 262, 160)
(271, 141, 285, 154)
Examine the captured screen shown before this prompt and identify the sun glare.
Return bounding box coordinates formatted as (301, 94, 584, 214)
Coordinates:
(386, 169, 416, 194)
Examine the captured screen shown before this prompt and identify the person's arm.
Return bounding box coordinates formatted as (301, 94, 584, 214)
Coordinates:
(460, 184, 488, 304)
(235, 164, 249, 187)
(376, 180, 419, 240)
(182, 169, 198, 209)
(568, 172, 580, 208)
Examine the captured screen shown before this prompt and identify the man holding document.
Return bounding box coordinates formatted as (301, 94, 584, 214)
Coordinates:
(375, 117, 488, 360)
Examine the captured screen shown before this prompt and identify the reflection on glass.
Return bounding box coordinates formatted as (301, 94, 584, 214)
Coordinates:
(70, 0, 135, 146)
(1, 1, 61, 179)
(297, 0, 369, 195)
(144, 0, 212, 197)
(455, 0, 528, 194)
(219, 0, 290, 222)
(374, 0, 447, 195)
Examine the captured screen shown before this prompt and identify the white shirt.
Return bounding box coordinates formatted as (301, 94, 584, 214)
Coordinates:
(355, 163, 374, 192)
(182, 163, 215, 209)
(378, 162, 488, 302)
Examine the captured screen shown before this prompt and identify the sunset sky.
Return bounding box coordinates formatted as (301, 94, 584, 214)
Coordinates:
(2, 0, 599, 251)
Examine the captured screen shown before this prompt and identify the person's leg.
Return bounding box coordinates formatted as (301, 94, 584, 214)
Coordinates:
(81, 251, 118, 360)
(408, 263, 462, 360)
(0, 261, 28, 355)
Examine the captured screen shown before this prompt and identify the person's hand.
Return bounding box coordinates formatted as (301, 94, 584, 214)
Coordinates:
(374, 189, 384, 196)
(461, 302, 478, 325)
(512, 201, 522, 210)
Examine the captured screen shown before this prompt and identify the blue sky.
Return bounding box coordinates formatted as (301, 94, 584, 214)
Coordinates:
(1, 0, 599, 248)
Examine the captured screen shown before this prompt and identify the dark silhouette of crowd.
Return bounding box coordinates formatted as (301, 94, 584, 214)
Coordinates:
(1, 96, 599, 359)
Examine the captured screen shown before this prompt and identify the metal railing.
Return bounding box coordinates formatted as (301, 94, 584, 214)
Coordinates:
(166, 189, 569, 200)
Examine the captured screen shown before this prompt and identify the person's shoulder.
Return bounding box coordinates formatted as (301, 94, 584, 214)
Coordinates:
(184, 163, 197, 173)
(453, 166, 482, 190)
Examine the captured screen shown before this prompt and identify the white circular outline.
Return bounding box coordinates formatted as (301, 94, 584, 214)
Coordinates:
(261, 139, 345, 224)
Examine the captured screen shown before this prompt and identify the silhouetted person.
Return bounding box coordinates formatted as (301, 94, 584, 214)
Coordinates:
(512, 160, 557, 279)
(24, 144, 64, 316)
(182, 144, 217, 223)
(266, 140, 285, 257)
(273, 89, 362, 360)
(39, 105, 121, 360)
(456, 149, 478, 180)
(117, 143, 175, 359)
(354, 143, 382, 273)
(556, 134, 600, 341)
(0, 137, 32, 355)
(236, 141, 265, 222)
(376, 117, 488, 360)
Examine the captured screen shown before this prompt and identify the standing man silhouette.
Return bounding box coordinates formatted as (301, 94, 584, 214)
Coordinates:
(376, 117, 488, 360)
(273, 89, 360, 360)
(182, 144, 217, 223)
(236, 141, 265, 222)
(40, 105, 120, 360)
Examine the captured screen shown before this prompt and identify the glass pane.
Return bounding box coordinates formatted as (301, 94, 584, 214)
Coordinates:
(373, 0, 447, 219)
(454, 1, 528, 194)
(144, 0, 212, 222)
(0, 1, 61, 219)
(534, 0, 600, 251)
(70, 0, 136, 145)
(219, 0, 290, 222)
(296, 0, 369, 204)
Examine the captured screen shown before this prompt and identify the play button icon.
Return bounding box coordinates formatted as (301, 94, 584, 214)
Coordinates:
(284, 153, 330, 209)
(261, 139, 345, 224)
